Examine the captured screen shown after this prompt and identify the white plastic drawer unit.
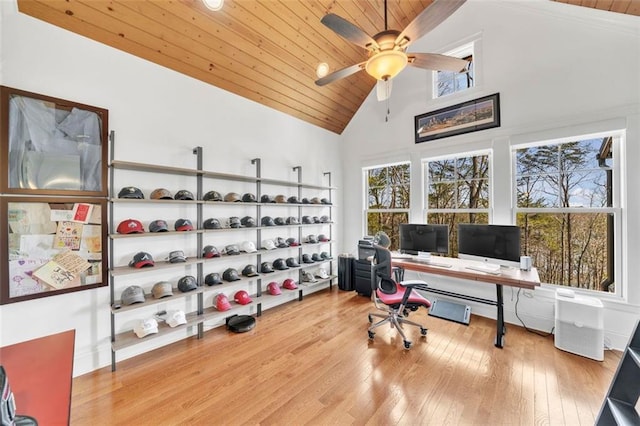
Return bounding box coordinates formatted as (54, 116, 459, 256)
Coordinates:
(554, 289, 604, 361)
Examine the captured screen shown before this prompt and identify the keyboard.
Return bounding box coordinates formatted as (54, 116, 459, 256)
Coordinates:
(465, 264, 501, 275)
(391, 252, 412, 259)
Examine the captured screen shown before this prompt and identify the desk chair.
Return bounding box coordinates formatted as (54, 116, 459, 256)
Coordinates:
(368, 245, 432, 349)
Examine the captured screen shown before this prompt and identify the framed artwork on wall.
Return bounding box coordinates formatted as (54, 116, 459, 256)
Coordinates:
(415, 93, 500, 144)
(0, 197, 108, 304)
(0, 86, 108, 196)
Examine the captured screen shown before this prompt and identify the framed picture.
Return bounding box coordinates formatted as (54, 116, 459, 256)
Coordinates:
(0, 197, 108, 304)
(0, 86, 108, 196)
(415, 93, 500, 143)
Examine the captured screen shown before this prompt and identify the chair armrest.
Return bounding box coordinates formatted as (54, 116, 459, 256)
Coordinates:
(400, 280, 430, 292)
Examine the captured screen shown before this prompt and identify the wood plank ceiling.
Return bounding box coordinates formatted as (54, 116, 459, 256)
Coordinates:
(16, 0, 640, 135)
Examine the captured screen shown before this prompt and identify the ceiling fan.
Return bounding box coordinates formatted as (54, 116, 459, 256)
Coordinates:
(315, 0, 469, 101)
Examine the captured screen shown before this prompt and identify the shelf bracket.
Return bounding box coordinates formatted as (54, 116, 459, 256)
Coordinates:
(293, 166, 302, 184)
(251, 158, 261, 178)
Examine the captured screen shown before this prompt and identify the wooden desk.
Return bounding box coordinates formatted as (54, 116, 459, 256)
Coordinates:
(392, 257, 540, 348)
(0, 330, 75, 425)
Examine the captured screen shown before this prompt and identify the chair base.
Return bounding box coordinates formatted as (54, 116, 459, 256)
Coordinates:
(367, 310, 428, 349)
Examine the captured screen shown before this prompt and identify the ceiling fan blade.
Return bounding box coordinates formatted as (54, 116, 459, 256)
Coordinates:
(376, 79, 392, 102)
(408, 52, 469, 72)
(321, 14, 379, 50)
(315, 62, 366, 86)
(396, 0, 467, 46)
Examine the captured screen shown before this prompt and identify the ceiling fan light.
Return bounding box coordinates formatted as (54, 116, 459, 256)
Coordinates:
(202, 0, 224, 11)
(316, 62, 330, 78)
(365, 50, 408, 81)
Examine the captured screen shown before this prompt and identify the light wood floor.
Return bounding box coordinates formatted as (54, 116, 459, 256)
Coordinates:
(71, 287, 620, 425)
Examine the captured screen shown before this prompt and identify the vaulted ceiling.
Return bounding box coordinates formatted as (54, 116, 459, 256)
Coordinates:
(16, 0, 639, 135)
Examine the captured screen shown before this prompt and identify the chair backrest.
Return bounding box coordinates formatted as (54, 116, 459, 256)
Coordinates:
(371, 245, 397, 295)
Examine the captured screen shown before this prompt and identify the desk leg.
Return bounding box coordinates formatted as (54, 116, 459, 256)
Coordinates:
(495, 284, 505, 348)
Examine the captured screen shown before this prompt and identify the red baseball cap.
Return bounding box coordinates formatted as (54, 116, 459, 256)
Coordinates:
(234, 290, 253, 305)
(267, 281, 282, 295)
(215, 293, 232, 311)
(117, 219, 144, 234)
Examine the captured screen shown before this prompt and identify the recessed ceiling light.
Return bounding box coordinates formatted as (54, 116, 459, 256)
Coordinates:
(202, 0, 224, 11)
(316, 62, 330, 78)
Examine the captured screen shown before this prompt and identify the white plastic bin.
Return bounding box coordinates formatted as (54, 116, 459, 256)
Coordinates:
(554, 290, 604, 361)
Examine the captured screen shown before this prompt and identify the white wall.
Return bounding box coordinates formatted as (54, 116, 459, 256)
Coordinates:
(0, 1, 342, 375)
(341, 0, 640, 349)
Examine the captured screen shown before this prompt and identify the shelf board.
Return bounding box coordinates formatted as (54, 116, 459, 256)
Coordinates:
(110, 230, 202, 239)
(110, 198, 202, 205)
(110, 160, 200, 177)
(112, 287, 204, 314)
(258, 291, 301, 310)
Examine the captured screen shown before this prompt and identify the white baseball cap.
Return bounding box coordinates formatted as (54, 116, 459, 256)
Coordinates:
(315, 268, 329, 279)
(241, 241, 257, 253)
(134, 318, 159, 338)
(167, 310, 187, 328)
(262, 239, 276, 250)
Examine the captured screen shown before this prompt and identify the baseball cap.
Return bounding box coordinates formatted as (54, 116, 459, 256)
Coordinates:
(178, 275, 198, 292)
(223, 268, 241, 282)
(283, 278, 298, 290)
(287, 196, 300, 204)
(261, 216, 275, 227)
(167, 310, 187, 327)
(234, 290, 253, 305)
(224, 192, 241, 202)
(241, 216, 256, 227)
(310, 197, 321, 204)
(118, 186, 144, 199)
(242, 264, 259, 277)
(205, 272, 223, 286)
(134, 318, 158, 338)
(122, 285, 145, 305)
(318, 234, 330, 242)
(312, 253, 323, 262)
(262, 239, 276, 250)
(117, 219, 144, 234)
(240, 241, 257, 253)
(267, 281, 282, 295)
(242, 193, 257, 202)
(203, 190, 223, 201)
(174, 190, 194, 201)
(307, 234, 318, 244)
(167, 250, 186, 263)
(260, 194, 275, 203)
(321, 251, 333, 260)
(321, 198, 332, 205)
(315, 268, 330, 279)
(149, 219, 169, 233)
(152, 281, 173, 299)
(273, 258, 289, 270)
(215, 293, 232, 311)
(260, 262, 274, 273)
(320, 215, 330, 223)
(274, 195, 287, 203)
(203, 218, 221, 229)
(275, 237, 289, 248)
(229, 216, 242, 228)
(302, 270, 318, 283)
(313, 216, 321, 223)
(286, 216, 299, 225)
(150, 188, 173, 200)
(202, 245, 221, 258)
(286, 257, 300, 267)
(302, 253, 314, 264)
(301, 198, 310, 204)
(302, 216, 312, 224)
(128, 252, 154, 268)
(286, 237, 300, 247)
(274, 217, 286, 226)
(174, 218, 194, 231)
(224, 244, 240, 255)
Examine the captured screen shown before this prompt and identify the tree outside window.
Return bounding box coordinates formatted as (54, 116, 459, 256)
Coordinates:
(364, 163, 410, 250)
(425, 153, 490, 256)
(515, 136, 616, 292)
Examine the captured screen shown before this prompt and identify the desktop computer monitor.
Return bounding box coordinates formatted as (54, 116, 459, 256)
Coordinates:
(457, 223, 521, 268)
(398, 223, 449, 255)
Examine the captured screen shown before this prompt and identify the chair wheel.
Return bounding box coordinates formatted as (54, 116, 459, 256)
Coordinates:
(404, 341, 412, 349)
(368, 314, 373, 323)
(368, 331, 375, 339)
(420, 328, 427, 336)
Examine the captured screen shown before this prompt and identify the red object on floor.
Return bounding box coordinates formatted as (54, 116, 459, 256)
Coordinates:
(0, 329, 75, 425)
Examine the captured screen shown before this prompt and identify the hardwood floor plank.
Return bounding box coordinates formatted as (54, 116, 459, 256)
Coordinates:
(71, 289, 620, 425)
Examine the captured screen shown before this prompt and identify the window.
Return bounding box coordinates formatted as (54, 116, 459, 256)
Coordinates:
(364, 162, 410, 251)
(514, 133, 620, 294)
(433, 43, 474, 98)
(424, 152, 491, 256)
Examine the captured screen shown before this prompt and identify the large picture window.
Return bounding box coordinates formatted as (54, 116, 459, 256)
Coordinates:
(514, 133, 621, 293)
(364, 162, 410, 250)
(424, 152, 491, 256)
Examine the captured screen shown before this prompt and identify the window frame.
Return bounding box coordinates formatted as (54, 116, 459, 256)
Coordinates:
(512, 131, 624, 298)
(432, 42, 475, 99)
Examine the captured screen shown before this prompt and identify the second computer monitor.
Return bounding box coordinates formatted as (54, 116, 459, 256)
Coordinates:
(399, 223, 449, 255)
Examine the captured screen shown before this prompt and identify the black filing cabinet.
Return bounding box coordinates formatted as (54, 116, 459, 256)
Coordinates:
(354, 259, 372, 297)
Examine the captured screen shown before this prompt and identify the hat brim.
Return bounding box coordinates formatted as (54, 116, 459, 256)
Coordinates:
(134, 260, 155, 268)
(176, 226, 194, 231)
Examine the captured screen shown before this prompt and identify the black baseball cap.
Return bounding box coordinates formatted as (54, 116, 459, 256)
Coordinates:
(174, 190, 194, 201)
(260, 262, 274, 273)
(118, 186, 144, 199)
(205, 272, 223, 285)
(242, 264, 259, 277)
(203, 218, 221, 229)
(242, 193, 257, 202)
(273, 258, 289, 270)
(223, 268, 241, 282)
(178, 275, 198, 292)
(203, 190, 223, 201)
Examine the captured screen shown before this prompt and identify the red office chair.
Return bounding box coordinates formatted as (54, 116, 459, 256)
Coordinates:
(368, 245, 432, 349)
